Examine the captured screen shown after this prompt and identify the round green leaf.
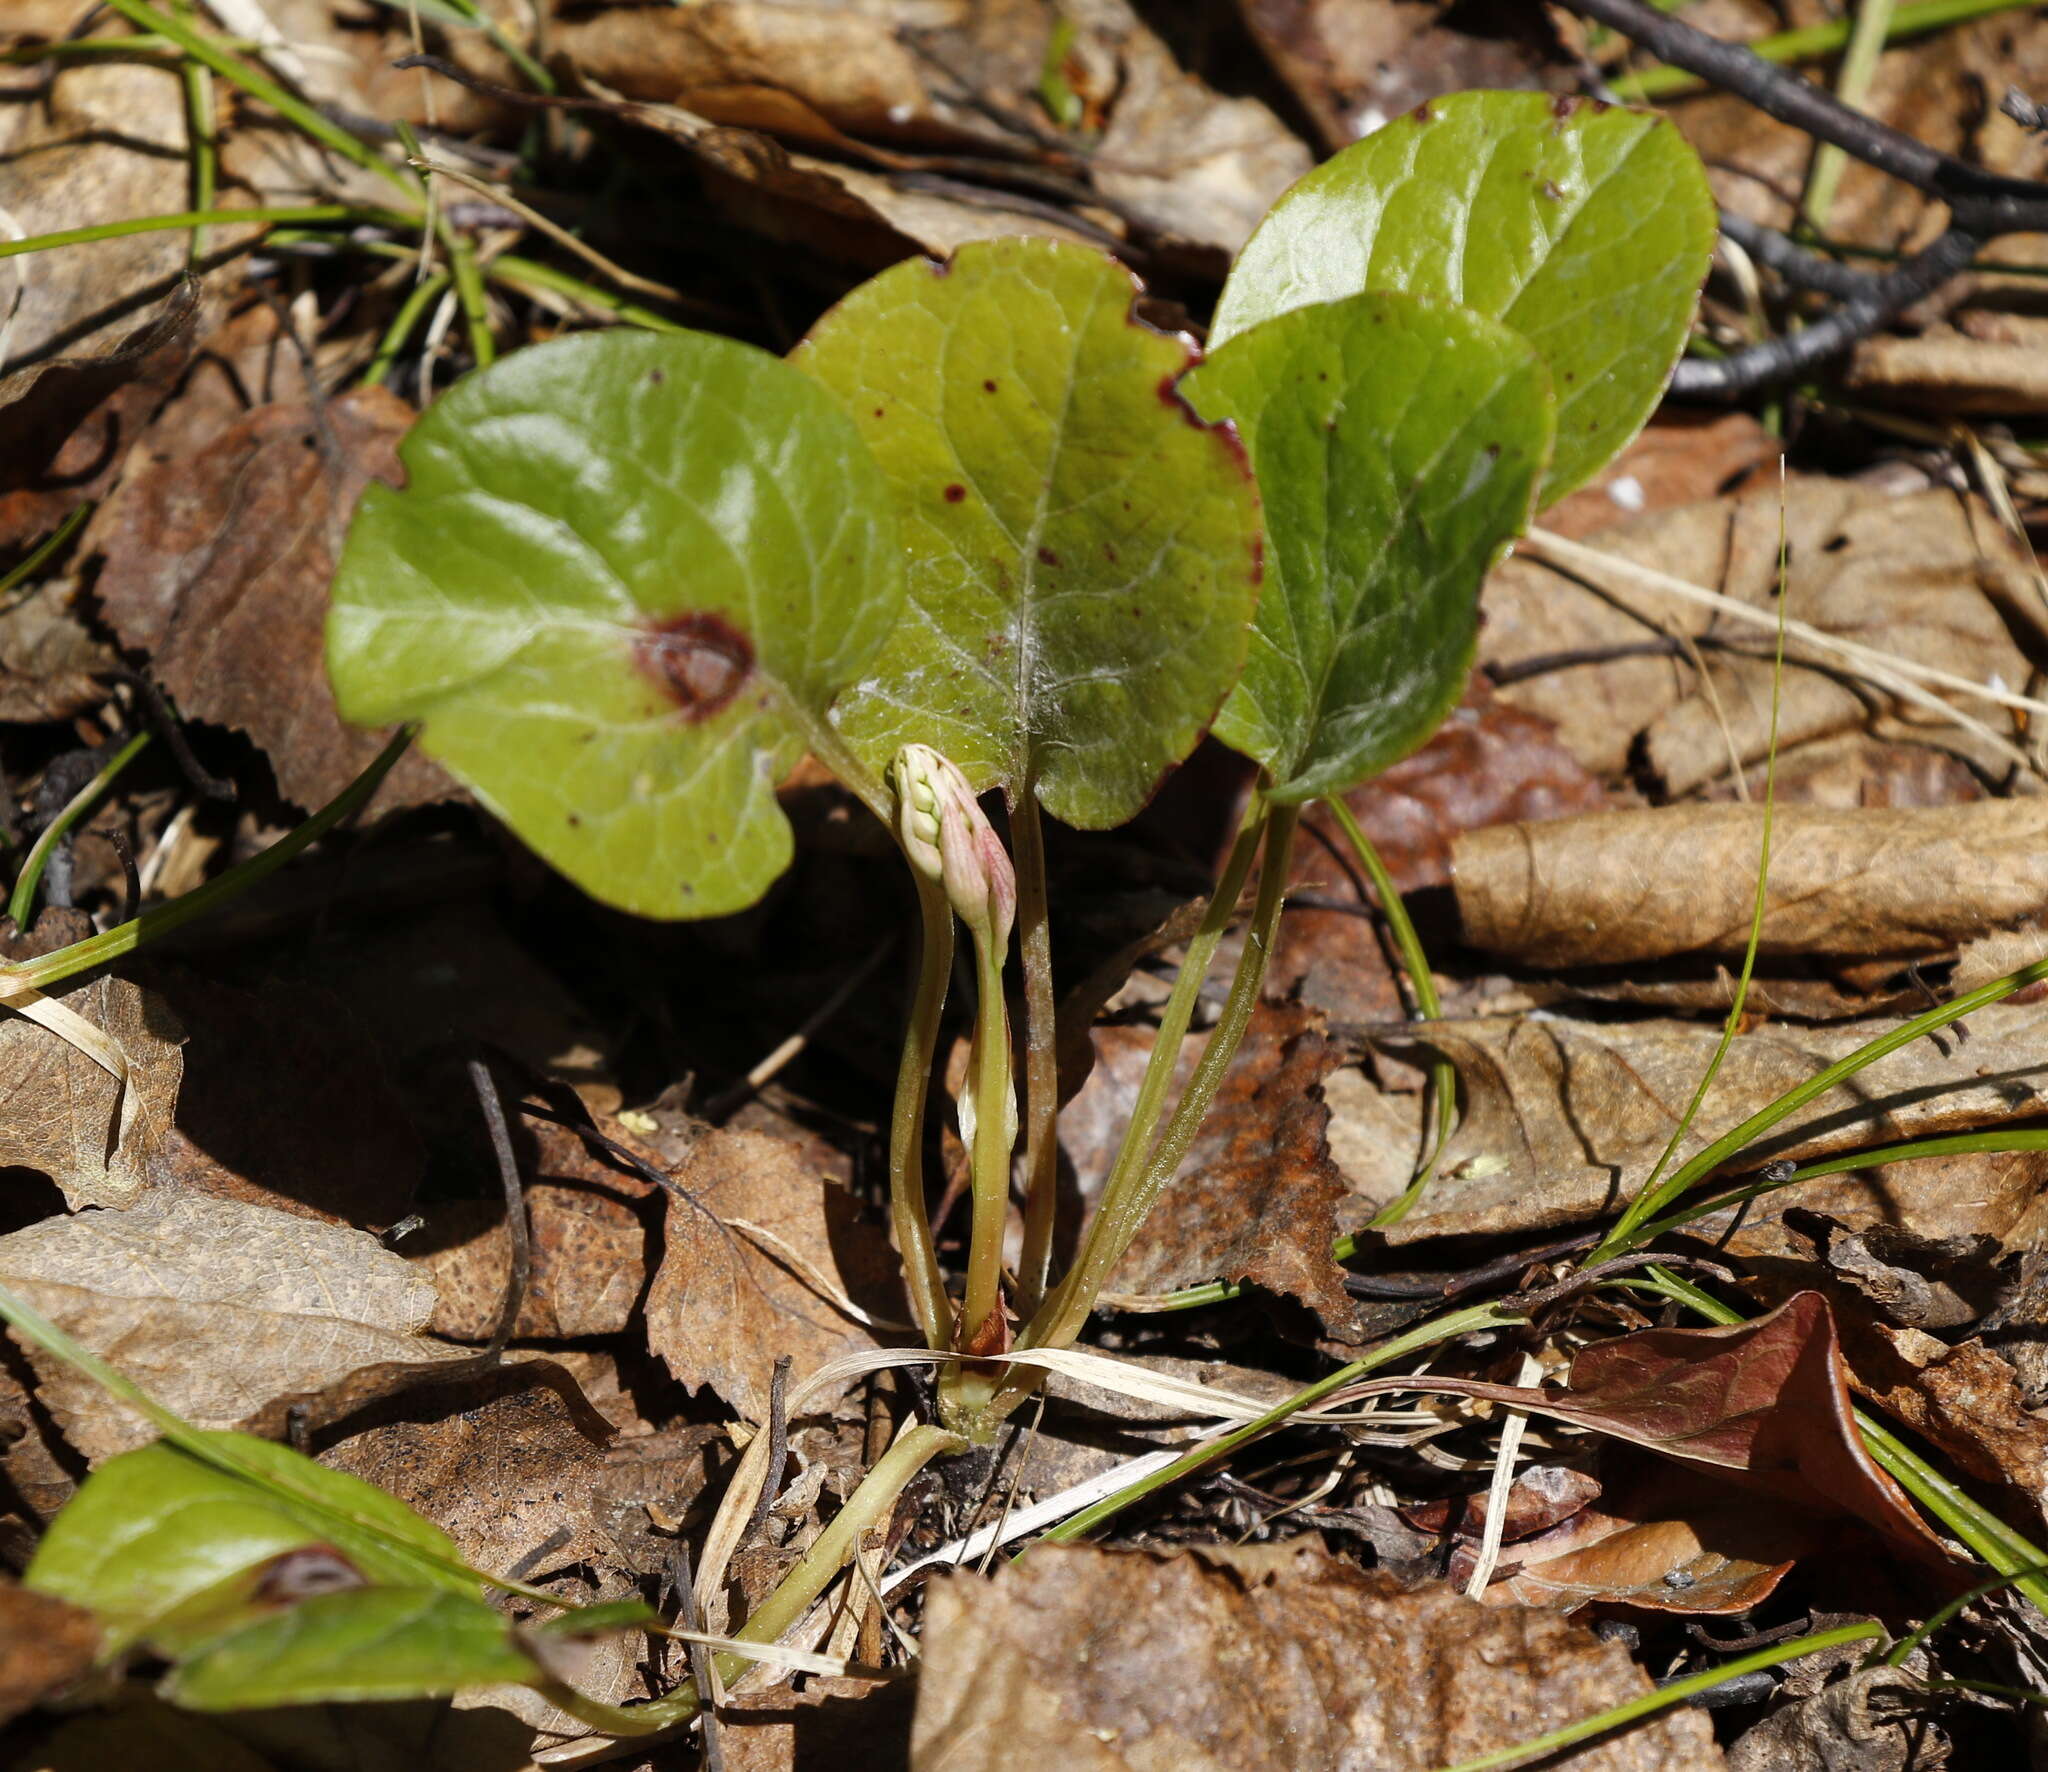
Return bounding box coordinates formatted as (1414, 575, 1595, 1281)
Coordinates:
(25, 1434, 474, 1657)
(791, 238, 1264, 828)
(163, 1588, 538, 1709)
(1184, 293, 1553, 802)
(327, 329, 903, 919)
(1210, 92, 1715, 505)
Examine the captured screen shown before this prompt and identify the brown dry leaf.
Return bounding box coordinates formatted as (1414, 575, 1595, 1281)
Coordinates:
(1482, 481, 2039, 786)
(1453, 800, 2048, 969)
(416, 1117, 656, 1342)
(643, 1127, 901, 1419)
(0, 1581, 98, 1725)
(0, 579, 116, 722)
(1404, 1461, 1603, 1543)
(1723, 1667, 1933, 1772)
(0, 1191, 442, 1460)
(911, 1538, 1724, 1770)
(142, 972, 423, 1230)
(1236, 0, 1569, 151)
(1850, 1326, 2048, 1510)
(1848, 326, 2048, 414)
(553, 0, 1309, 255)
(1541, 411, 1778, 542)
(89, 386, 451, 813)
(1363, 1000, 2048, 1244)
(1100, 1003, 1363, 1341)
(1344, 1293, 1954, 1568)
(722, 1674, 914, 1772)
(0, 975, 183, 1210)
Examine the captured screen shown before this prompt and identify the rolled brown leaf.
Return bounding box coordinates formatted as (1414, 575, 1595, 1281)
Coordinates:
(1452, 799, 2048, 968)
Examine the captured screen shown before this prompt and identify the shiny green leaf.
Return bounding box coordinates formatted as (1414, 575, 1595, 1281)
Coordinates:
(327, 329, 903, 918)
(162, 1588, 537, 1709)
(1184, 292, 1552, 801)
(25, 1434, 474, 1657)
(1210, 92, 1715, 503)
(792, 238, 1264, 827)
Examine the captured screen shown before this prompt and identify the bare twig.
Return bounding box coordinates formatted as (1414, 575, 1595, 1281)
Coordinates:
(741, 1354, 793, 1547)
(1557, 0, 2048, 389)
(468, 1056, 531, 1362)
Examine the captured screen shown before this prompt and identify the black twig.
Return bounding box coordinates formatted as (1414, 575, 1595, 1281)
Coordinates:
(468, 1056, 532, 1362)
(1556, 0, 2048, 389)
(670, 1542, 725, 1772)
(742, 1354, 794, 1547)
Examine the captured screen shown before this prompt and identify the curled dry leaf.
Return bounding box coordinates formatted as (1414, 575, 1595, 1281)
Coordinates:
(722, 1674, 914, 1772)
(1848, 1325, 2048, 1511)
(0, 975, 183, 1210)
(1722, 1666, 1933, 1772)
(911, 1538, 1723, 1770)
(1481, 482, 2039, 786)
(1453, 799, 2048, 969)
(1342, 1293, 1955, 1570)
(0, 1192, 442, 1460)
(89, 386, 452, 814)
(553, 0, 1309, 255)
(1363, 1001, 2048, 1244)
(642, 1127, 901, 1420)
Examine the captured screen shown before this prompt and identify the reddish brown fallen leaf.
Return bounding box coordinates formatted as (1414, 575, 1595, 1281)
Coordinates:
(0, 1582, 99, 1725)
(89, 387, 451, 814)
(1361, 1002, 2048, 1244)
(1340, 1293, 1956, 1570)
(1100, 1003, 1365, 1341)
(1848, 1325, 2048, 1511)
(911, 1539, 1724, 1770)
(642, 1126, 901, 1419)
(1403, 1461, 1602, 1543)
(1238, 0, 1570, 151)
(1469, 1460, 1809, 1615)
(1276, 680, 1606, 1024)
(1453, 800, 2048, 969)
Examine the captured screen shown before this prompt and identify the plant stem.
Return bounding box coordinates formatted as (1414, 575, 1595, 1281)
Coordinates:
(1318, 796, 1458, 1230)
(181, 50, 217, 268)
(0, 206, 378, 260)
(1429, 1620, 1884, 1772)
(99, 0, 417, 197)
(8, 734, 152, 933)
(1024, 802, 1298, 1352)
(1586, 955, 2048, 1266)
(1799, 0, 1897, 238)
(0, 731, 409, 999)
(1038, 1300, 1521, 1544)
(890, 876, 956, 1350)
(0, 504, 92, 613)
(1010, 786, 1060, 1317)
(485, 253, 693, 333)
(713, 1422, 960, 1689)
(362, 267, 451, 387)
(957, 927, 1015, 1349)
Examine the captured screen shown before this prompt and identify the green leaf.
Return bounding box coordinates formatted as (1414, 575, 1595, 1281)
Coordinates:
(1184, 293, 1553, 802)
(1210, 92, 1715, 504)
(792, 238, 1264, 828)
(327, 329, 904, 919)
(26, 1434, 475, 1657)
(162, 1588, 538, 1709)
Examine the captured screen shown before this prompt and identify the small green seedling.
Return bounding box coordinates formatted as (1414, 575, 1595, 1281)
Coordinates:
(21, 91, 1720, 1720)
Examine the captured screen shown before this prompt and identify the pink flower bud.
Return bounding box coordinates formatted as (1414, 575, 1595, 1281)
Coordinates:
(889, 745, 1015, 947)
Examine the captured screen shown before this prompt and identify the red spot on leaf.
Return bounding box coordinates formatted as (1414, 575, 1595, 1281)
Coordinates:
(944, 483, 967, 503)
(1037, 545, 1061, 568)
(635, 611, 754, 722)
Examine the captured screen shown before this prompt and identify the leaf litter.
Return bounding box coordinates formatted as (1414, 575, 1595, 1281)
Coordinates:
(9, 0, 2048, 1767)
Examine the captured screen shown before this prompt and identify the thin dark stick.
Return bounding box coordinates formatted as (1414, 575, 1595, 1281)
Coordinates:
(468, 1057, 531, 1362)
(670, 1542, 725, 1772)
(742, 1354, 793, 1547)
(105, 828, 140, 927)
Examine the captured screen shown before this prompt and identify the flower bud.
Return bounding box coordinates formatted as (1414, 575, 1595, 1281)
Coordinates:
(889, 745, 1016, 947)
